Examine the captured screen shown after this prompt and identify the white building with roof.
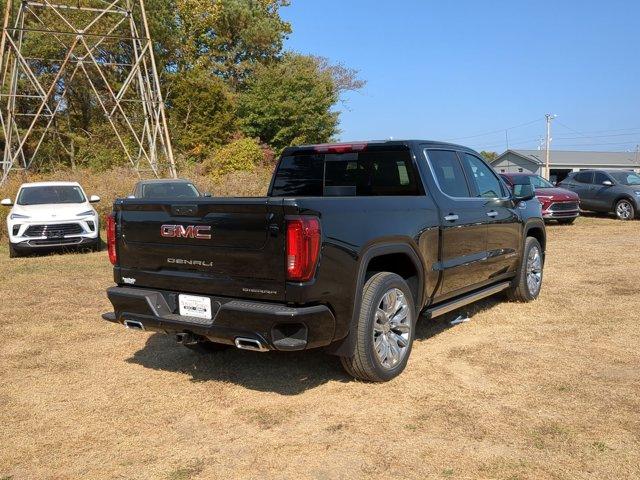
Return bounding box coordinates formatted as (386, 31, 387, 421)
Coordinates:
(490, 149, 640, 183)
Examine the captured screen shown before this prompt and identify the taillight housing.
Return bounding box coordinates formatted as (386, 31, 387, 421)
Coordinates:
(286, 217, 321, 282)
(106, 213, 117, 265)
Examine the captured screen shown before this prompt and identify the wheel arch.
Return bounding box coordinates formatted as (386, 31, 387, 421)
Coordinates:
(524, 219, 546, 253)
(327, 241, 425, 357)
(612, 195, 635, 212)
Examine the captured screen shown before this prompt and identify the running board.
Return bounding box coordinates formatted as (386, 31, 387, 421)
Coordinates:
(424, 282, 511, 319)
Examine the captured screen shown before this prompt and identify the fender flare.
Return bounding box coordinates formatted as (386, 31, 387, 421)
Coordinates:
(328, 241, 425, 357)
(523, 218, 546, 251)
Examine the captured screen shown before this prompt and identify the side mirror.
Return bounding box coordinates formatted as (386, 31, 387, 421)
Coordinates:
(602, 180, 613, 187)
(89, 195, 101, 203)
(202, 192, 212, 198)
(1, 198, 13, 207)
(511, 183, 535, 202)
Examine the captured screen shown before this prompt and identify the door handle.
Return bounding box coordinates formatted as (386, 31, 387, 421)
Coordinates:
(444, 214, 459, 222)
(486, 210, 498, 218)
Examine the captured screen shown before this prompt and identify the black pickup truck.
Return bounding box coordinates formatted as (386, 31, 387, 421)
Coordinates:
(103, 140, 546, 381)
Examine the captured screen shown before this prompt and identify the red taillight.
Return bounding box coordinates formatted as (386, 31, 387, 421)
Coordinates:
(286, 217, 321, 282)
(106, 213, 117, 265)
(314, 143, 367, 154)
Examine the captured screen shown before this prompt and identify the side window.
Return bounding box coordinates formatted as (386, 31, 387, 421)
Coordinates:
(592, 172, 609, 185)
(461, 153, 504, 198)
(426, 150, 471, 197)
(575, 171, 593, 184)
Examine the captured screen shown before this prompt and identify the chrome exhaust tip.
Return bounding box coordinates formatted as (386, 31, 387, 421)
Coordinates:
(123, 320, 144, 331)
(234, 337, 268, 352)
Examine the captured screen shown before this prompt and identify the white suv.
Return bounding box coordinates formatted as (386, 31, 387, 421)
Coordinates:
(2, 181, 101, 258)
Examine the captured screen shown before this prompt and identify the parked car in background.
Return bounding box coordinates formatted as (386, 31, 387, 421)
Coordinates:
(130, 179, 207, 199)
(500, 173, 580, 224)
(1, 181, 101, 258)
(557, 170, 640, 220)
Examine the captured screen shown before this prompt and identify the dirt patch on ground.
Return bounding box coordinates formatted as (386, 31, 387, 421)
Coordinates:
(1, 216, 639, 479)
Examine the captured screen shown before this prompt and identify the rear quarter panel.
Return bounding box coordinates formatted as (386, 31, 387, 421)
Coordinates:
(284, 196, 440, 342)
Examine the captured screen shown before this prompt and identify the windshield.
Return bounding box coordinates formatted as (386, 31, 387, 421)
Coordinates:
(529, 175, 555, 189)
(141, 182, 200, 199)
(609, 171, 640, 186)
(17, 185, 86, 205)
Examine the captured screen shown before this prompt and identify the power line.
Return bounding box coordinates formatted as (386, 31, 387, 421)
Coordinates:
(551, 140, 640, 148)
(474, 137, 541, 150)
(555, 131, 640, 140)
(447, 117, 543, 141)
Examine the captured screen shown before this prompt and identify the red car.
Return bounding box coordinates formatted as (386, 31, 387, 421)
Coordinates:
(500, 173, 580, 224)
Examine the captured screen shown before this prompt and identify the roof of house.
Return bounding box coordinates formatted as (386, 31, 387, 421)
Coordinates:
(492, 149, 640, 168)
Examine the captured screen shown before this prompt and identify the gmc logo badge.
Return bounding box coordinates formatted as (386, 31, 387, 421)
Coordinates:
(161, 224, 212, 240)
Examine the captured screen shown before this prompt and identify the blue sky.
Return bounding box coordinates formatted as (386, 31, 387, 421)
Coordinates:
(282, 0, 640, 153)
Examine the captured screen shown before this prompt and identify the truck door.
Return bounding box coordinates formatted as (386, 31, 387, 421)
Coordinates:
(571, 171, 595, 209)
(587, 171, 615, 211)
(423, 149, 489, 297)
(459, 152, 521, 279)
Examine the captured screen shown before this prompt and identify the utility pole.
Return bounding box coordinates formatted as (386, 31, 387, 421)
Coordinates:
(544, 114, 556, 180)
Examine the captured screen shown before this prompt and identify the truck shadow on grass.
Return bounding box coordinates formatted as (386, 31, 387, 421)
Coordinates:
(126, 297, 502, 394)
(126, 333, 351, 395)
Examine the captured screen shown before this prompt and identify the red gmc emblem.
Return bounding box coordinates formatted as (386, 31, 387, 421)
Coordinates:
(161, 224, 212, 240)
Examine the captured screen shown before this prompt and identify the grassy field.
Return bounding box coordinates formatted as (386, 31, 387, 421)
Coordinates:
(0, 216, 639, 479)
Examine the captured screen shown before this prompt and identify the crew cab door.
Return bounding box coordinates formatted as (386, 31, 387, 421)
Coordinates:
(424, 149, 489, 297)
(459, 152, 520, 278)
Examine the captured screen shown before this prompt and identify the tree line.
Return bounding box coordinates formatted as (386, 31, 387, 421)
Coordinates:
(0, 0, 364, 173)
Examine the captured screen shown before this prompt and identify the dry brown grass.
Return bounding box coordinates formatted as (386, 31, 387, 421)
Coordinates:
(0, 216, 639, 479)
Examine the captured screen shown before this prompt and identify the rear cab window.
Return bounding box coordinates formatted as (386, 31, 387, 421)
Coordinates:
(270, 146, 421, 197)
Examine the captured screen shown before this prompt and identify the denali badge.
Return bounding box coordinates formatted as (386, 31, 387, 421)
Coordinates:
(167, 258, 213, 267)
(161, 224, 211, 239)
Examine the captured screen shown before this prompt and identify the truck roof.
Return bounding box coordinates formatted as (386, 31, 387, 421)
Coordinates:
(284, 140, 477, 154)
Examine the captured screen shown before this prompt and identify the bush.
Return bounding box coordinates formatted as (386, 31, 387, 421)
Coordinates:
(204, 138, 263, 177)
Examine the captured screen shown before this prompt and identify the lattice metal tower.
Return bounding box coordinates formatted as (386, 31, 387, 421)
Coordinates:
(0, 0, 176, 184)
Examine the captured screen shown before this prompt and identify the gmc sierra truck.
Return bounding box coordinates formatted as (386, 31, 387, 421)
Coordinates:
(103, 140, 546, 382)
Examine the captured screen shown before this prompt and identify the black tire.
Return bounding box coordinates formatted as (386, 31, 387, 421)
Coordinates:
(557, 218, 576, 225)
(340, 272, 415, 382)
(8, 243, 20, 258)
(92, 236, 102, 252)
(506, 237, 544, 302)
(183, 340, 229, 353)
(614, 198, 635, 221)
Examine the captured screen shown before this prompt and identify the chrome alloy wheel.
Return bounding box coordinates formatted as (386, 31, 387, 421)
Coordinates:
(616, 200, 633, 220)
(526, 245, 543, 296)
(373, 288, 411, 369)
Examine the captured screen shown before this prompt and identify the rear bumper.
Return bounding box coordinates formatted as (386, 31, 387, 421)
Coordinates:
(102, 286, 336, 351)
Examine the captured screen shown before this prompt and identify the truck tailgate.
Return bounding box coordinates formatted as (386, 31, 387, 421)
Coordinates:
(115, 197, 286, 301)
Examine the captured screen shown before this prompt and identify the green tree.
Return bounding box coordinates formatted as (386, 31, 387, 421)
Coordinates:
(480, 151, 498, 162)
(204, 137, 263, 175)
(237, 54, 363, 151)
(167, 67, 237, 157)
(175, 0, 291, 87)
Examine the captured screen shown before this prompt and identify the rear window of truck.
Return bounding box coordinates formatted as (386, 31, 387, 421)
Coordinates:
(270, 150, 420, 197)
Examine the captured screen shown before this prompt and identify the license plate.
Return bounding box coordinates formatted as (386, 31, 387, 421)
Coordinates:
(178, 294, 212, 320)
